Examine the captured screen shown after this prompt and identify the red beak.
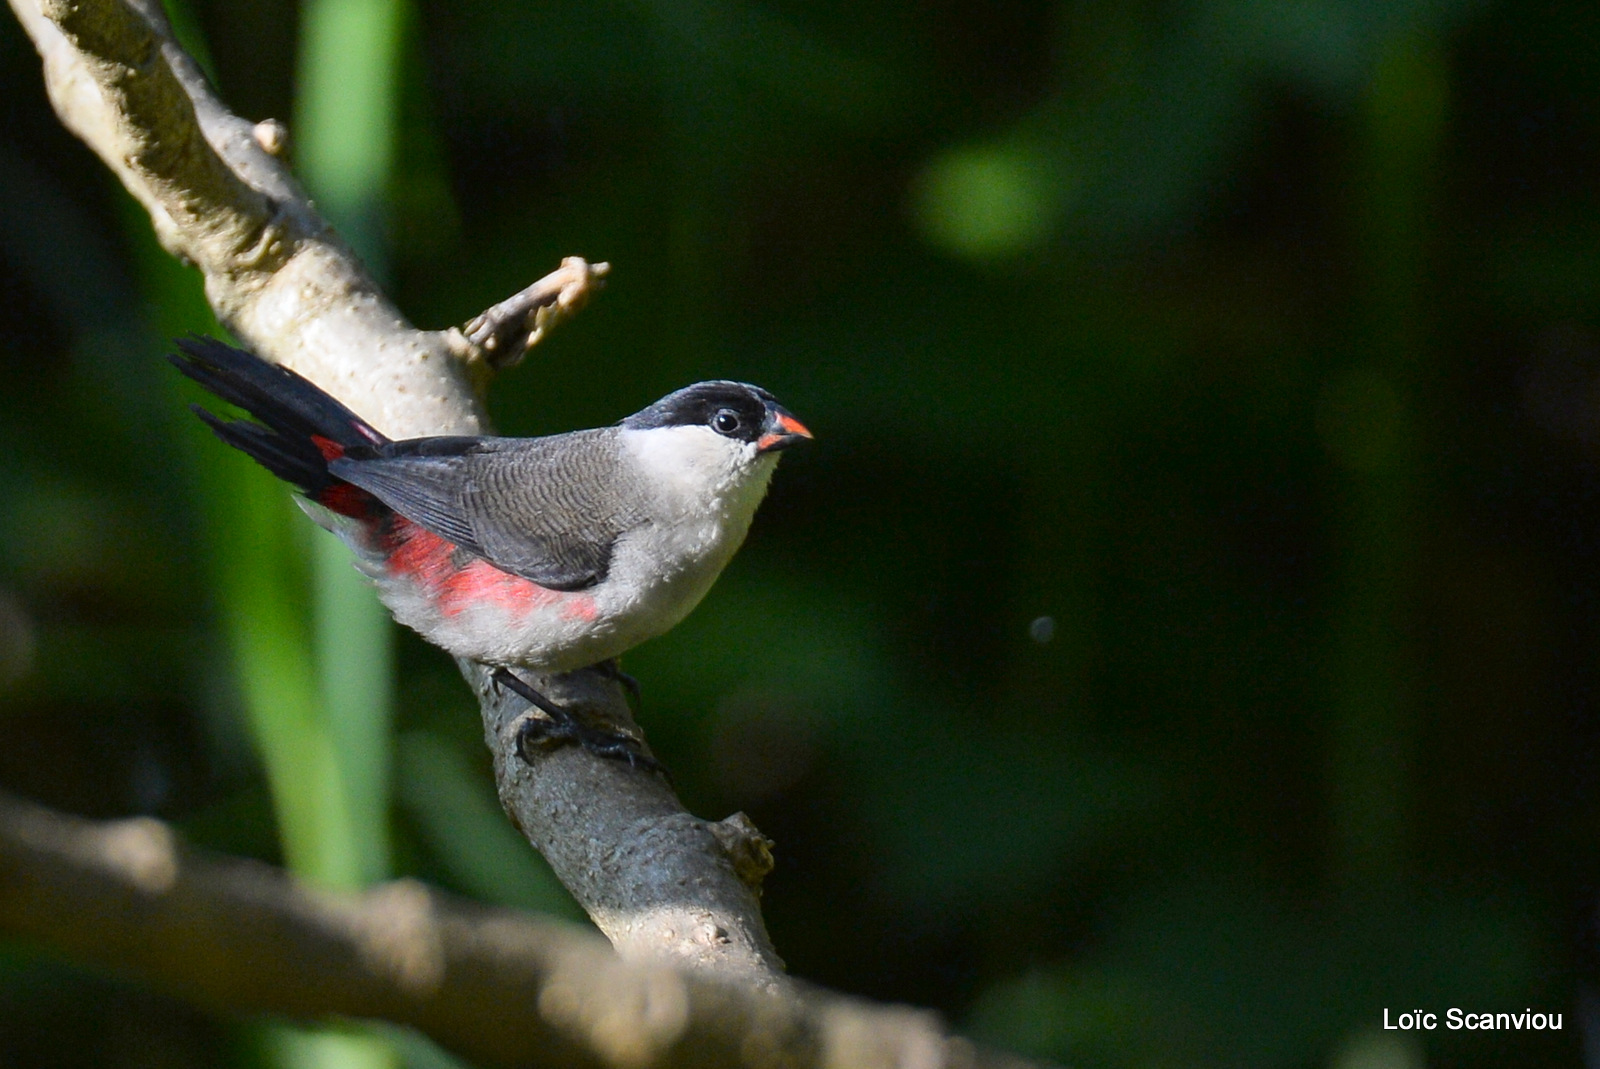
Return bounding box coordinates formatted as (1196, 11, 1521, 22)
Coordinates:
(757, 409, 813, 453)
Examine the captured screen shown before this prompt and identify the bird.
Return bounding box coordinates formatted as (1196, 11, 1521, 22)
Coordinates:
(171, 336, 811, 771)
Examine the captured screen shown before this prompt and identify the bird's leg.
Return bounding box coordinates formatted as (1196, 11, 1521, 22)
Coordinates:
(588, 658, 642, 714)
(492, 667, 667, 777)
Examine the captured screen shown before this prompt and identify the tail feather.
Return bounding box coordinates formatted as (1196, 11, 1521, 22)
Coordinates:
(172, 336, 390, 509)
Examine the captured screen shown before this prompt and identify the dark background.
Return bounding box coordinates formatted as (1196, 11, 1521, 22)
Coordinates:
(0, 0, 1597, 1066)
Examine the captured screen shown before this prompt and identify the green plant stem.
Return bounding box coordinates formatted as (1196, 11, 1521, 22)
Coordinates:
(268, 1, 410, 1065)
(296, 0, 406, 279)
(1326, 34, 1448, 890)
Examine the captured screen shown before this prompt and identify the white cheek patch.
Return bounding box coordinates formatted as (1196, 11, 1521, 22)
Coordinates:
(621, 425, 751, 505)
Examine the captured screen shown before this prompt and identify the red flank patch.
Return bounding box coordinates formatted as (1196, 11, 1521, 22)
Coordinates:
(384, 517, 562, 618)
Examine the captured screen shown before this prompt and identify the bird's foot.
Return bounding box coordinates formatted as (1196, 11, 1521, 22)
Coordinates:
(493, 667, 667, 778)
(588, 658, 642, 714)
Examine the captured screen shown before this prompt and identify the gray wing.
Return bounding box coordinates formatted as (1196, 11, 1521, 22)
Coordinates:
(329, 429, 644, 591)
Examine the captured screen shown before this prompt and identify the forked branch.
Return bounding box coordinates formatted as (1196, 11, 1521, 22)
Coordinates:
(0, 3, 1052, 1068)
(7, 0, 780, 979)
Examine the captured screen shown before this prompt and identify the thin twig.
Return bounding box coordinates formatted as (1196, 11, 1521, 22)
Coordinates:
(458, 256, 611, 368)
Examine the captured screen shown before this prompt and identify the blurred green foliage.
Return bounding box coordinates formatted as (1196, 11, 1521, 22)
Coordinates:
(0, 0, 1596, 1066)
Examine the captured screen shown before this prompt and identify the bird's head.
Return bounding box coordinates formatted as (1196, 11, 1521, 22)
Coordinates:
(620, 380, 813, 503)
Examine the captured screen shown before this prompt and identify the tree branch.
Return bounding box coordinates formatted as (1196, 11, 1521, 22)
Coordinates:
(458, 257, 612, 369)
(0, 789, 1046, 1069)
(6, 0, 783, 982)
(473, 669, 784, 979)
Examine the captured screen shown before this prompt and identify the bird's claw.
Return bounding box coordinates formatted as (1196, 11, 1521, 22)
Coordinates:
(512, 709, 668, 777)
(494, 666, 668, 780)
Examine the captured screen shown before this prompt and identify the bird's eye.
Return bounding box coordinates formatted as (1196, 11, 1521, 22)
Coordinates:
(712, 409, 741, 435)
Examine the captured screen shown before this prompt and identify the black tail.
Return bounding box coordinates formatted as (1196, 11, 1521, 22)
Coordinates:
(170, 336, 389, 500)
